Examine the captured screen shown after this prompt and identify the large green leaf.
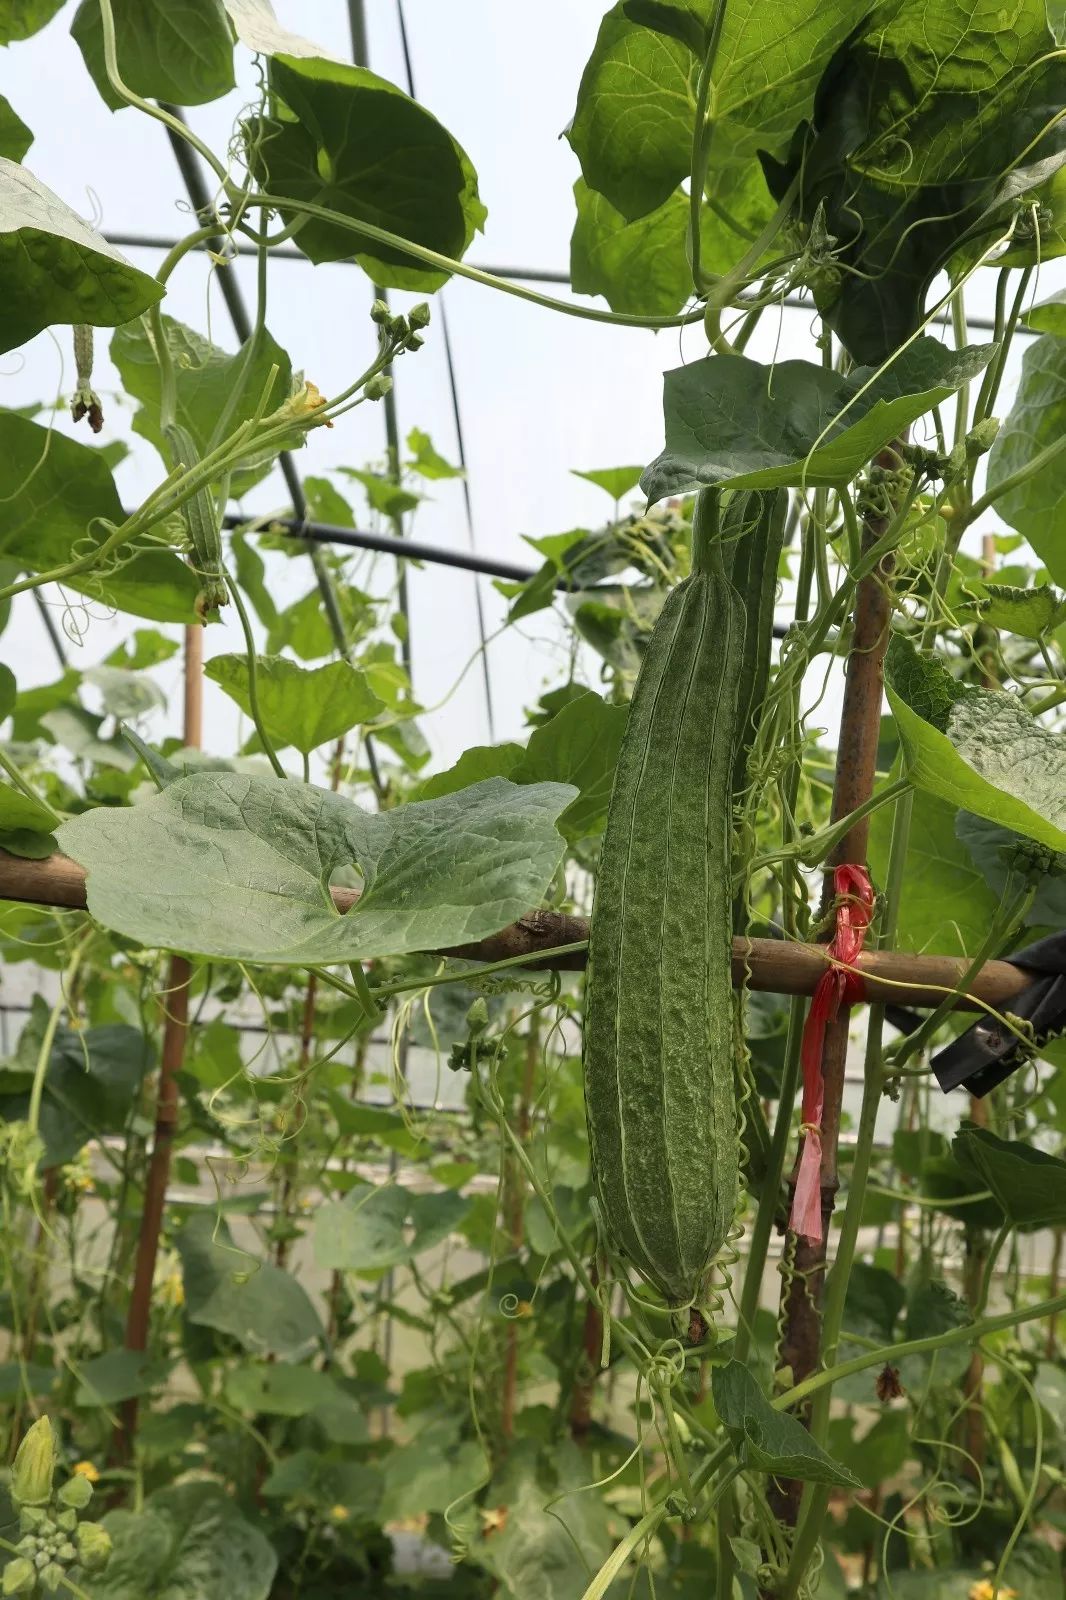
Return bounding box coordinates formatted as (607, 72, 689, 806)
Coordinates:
(176, 1214, 323, 1360)
(958, 582, 1066, 640)
(762, 0, 1066, 362)
(954, 1125, 1066, 1230)
(641, 340, 994, 502)
(414, 691, 627, 844)
(0, 1, 64, 42)
(57, 772, 576, 965)
(377, 1421, 489, 1526)
(204, 654, 384, 755)
(472, 1446, 615, 1600)
(955, 811, 1066, 927)
(110, 315, 293, 497)
(71, 0, 235, 111)
(313, 1181, 471, 1272)
(867, 783, 998, 957)
(886, 637, 1066, 853)
(75, 1349, 173, 1407)
(224, 1362, 365, 1435)
(96, 1484, 276, 1600)
(567, 0, 854, 219)
(221, 0, 331, 59)
(570, 165, 773, 315)
(0, 1019, 154, 1166)
(0, 97, 31, 163)
(0, 161, 162, 353)
(985, 334, 1066, 585)
(0, 413, 198, 621)
(246, 55, 485, 290)
(712, 1361, 861, 1486)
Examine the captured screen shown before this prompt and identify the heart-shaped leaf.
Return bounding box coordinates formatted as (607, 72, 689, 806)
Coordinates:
(57, 773, 576, 965)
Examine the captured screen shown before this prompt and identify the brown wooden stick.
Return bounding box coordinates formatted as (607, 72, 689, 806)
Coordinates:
(114, 624, 202, 1463)
(0, 848, 1037, 1011)
(770, 447, 900, 1531)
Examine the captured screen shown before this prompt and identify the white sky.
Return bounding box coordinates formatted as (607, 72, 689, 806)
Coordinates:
(1, 1, 1059, 776)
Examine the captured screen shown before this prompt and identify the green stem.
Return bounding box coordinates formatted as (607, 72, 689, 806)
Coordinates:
(28, 941, 87, 1139)
(966, 431, 1066, 526)
(0, 748, 62, 825)
(749, 776, 911, 872)
(688, 1, 728, 294)
(243, 191, 704, 331)
(97, 0, 227, 181)
(224, 572, 286, 779)
(776, 1288, 1066, 1415)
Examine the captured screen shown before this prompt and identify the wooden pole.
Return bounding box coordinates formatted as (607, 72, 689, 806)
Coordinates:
(114, 625, 201, 1460)
(0, 848, 1039, 1012)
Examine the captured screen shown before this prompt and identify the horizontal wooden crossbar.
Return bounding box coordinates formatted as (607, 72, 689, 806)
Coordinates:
(0, 850, 1031, 1012)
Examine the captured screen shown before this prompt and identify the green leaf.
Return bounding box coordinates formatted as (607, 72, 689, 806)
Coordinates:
(83, 664, 166, 720)
(955, 811, 1066, 928)
(261, 1451, 379, 1513)
(0, 828, 55, 859)
(58, 772, 576, 965)
(0, 413, 198, 621)
(314, 1181, 471, 1272)
(919, 1151, 1005, 1233)
(472, 1445, 613, 1600)
(0, 782, 56, 834)
(41, 706, 137, 771)
(221, 0, 331, 59)
(406, 426, 462, 480)
(712, 1361, 861, 1486)
(176, 1213, 323, 1360)
(223, 1362, 362, 1429)
(105, 629, 181, 671)
(412, 743, 525, 801)
(204, 654, 384, 755)
(958, 581, 1066, 639)
(513, 690, 627, 843)
(302, 474, 355, 527)
(570, 463, 645, 503)
(111, 314, 293, 497)
(0, 1021, 154, 1166)
(414, 692, 626, 843)
(0, 160, 163, 353)
(0, 665, 16, 723)
(96, 1484, 276, 1600)
(71, 0, 235, 111)
(641, 340, 995, 503)
(986, 333, 1066, 585)
(1025, 289, 1066, 336)
(886, 636, 1066, 853)
(763, 2, 1066, 362)
(0, 1, 64, 42)
(378, 1423, 488, 1525)
(954, 1125, 1066, 1230)
(0, 96, 31, 162)
(246, 55, 485, 290)
(867, 781, 998, 958)
(341, 466, 422, 519)
(568, 1, 854, 219)
(75, 1350, 172, 1407)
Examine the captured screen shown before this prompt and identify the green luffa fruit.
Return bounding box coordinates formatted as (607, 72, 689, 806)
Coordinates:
(583, 486, 784, 1306)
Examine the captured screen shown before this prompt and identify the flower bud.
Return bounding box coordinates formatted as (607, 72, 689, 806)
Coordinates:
(364, 374, 393, 402)
(12, 1418, 57, 1509)
(466, 998, 489, 1036)
(408, 302, 431, 330)
(403, 332, 425, 352)
(1, 1557, 36, 1595)
(76, 1522, 113, 1574)
(57, 1473, 93, 1510)
(370, 299, 390, 325)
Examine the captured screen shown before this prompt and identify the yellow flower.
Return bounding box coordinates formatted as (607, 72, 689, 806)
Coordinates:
(328, 1504, 349, 1522)
(969, 1583, 1017, 1600)
(159, 1272, 185, 1308)
(73, 1460, 100, 1483)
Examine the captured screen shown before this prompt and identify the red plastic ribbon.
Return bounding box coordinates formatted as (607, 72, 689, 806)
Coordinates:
(789, 864, 876, 1246)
